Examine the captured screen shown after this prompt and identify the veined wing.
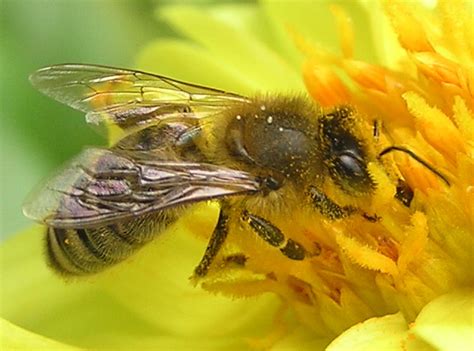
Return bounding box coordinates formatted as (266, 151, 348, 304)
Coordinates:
(23, 148, 260, 228)
(29, 64, 249, 129)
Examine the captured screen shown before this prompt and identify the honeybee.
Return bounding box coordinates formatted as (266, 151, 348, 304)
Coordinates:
(24, 64, 450, 277)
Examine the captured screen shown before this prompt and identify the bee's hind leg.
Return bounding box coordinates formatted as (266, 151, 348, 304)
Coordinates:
(193, 207, 230, 278)
(241, 210, 306, 260)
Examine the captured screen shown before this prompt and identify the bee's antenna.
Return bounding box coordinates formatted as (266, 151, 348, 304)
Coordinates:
(378, 146, 451, 186)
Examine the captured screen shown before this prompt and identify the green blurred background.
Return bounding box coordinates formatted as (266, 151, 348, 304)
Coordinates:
(0, 0, 179, 238)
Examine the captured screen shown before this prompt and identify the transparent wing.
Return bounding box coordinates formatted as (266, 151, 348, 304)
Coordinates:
(23, 148, 260, 228)
(29, 64, 249, 129)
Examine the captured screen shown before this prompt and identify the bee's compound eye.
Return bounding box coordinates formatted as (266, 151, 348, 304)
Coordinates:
(336, 154, 365, 179)
(331, 152, 373, 194)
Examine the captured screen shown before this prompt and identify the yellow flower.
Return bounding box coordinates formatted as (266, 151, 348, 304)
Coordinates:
(1, 1, 472, 350)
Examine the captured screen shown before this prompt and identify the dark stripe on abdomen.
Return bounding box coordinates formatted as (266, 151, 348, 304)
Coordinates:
(46, 227, 93, 275)
(75, 228, 118, 264)
(107, 224, 136, 245)
(44, 209, 185, 276)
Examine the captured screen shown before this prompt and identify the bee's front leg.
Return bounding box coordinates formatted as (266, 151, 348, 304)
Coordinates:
(307, 186, 355, 220)
(193, 207, 230, 278)
(241, 210, 306, 260)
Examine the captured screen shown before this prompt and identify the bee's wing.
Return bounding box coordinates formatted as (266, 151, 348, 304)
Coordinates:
(23, 148, 260, 228)
(30, 64, 249, 130)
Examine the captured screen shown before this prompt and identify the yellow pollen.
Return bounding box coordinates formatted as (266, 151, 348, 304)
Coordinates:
(412, 52, 461, 86)
(384, 1, 434, 52)
(397, 212, 428, 277)
(335, 230, 399, 277)
(198, 0, 474, 340)
(403, 91, 466, 163)
(452, 96, 474, 141)
(303, 60, 351, 106)
(343, 60, 388, 94)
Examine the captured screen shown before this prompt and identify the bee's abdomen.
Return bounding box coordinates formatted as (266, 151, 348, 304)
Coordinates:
(45, 211, 182, 276)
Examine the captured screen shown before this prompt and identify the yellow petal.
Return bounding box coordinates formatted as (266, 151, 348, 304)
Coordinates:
(272, 326, 331, 351)
(383, 0, 434, 52)
(158, 4, 302, 92)
(0, 226, 165, 348)
(96, 203, 281, 338)
(358, 0, 404, 66)
(0, 319, 80, 350)
(262, 0, 377, 63)
(326, 312, 435, 351)
(411, 289, 474, 351)
(136, 38, 254, 94)
(1, 209, 282, 350)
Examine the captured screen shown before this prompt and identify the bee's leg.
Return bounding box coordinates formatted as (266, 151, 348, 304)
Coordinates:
(307, 186, 355, 220)
(193, 208, 230, 278)
(241, 211, 306, 260)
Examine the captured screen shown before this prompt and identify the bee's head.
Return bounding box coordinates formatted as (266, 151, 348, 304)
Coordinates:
(319, 106, 451, 199)
(319, 106, 376, 196)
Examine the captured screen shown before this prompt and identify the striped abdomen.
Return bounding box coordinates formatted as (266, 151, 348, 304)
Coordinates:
(45, 210, 184, 276)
